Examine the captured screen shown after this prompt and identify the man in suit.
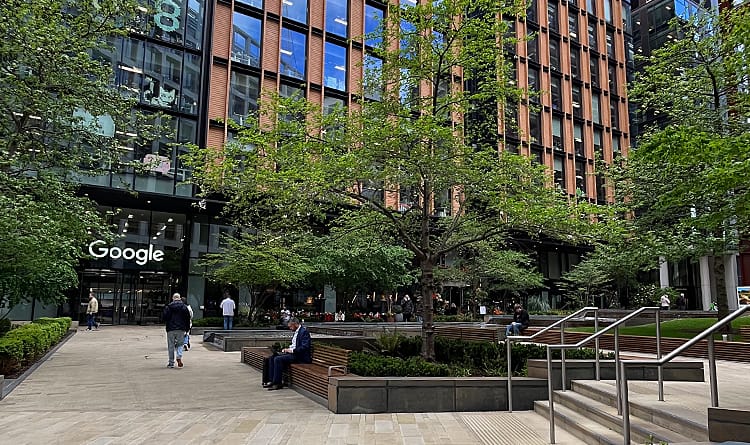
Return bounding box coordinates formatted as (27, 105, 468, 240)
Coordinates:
(264, 317, 312, 390)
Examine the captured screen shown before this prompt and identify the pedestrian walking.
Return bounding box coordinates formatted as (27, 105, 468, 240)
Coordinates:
(220, 292, 236, 330)
(163, 293, 191, 369)
(86, 292, 100, 331)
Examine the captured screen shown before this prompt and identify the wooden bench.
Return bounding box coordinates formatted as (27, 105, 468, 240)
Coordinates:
(739, 326, 750, 343)
(434, 326, 503, 342)
(289, 344, 353, 400)
(241, 344, 354, 400)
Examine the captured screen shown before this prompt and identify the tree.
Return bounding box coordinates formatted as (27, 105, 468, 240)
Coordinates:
(0, 0, 164, 315)
(186, 0, 599, 359)
(621, 8, 750, 316)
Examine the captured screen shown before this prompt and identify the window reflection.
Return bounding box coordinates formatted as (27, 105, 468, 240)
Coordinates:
(280, 27, 307, 79)
(232, 12, 262, 67)
(325, 0, 348, 37)
(324, 42, 347, 91)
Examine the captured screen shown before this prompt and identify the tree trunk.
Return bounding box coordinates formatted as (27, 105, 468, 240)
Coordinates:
(711, 254, 730, 321)
(420, 259, 436, 361)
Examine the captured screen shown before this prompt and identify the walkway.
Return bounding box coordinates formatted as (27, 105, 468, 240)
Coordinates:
(0, 326, 581, 445)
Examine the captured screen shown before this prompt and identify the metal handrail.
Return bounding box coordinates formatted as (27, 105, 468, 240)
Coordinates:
(506, 306, 599, 412)
(544, 306, 661, 444)
(619, 305, 750, 444)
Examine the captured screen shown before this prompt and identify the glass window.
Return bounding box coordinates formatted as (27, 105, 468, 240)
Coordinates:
(596, 173, 606, 201)
(324, 42, 347, 91)
(117, 39, 144, 100)
(575, 160, 586, 194)
(588, 20, 598, 51)
(181, 52, 201, 115)
(528, 66, 540, 102)
(606, 30, 615, 58)
(590, 57, 600, 87)
(527, 35, 538, 62)
(552, 115, 563, 150)
(550, 39, 560, 71)
(572, 84, 582, 118)
(184, 0, 206, 49)
(551, 75, 562, 110)
(568, 11, 578, 40)
(142, 43, 183, 111)
(548, 1, 559, 32)
(400, 19, 416, 58)
(326, 0, 348, 38)
(365, 4, 384, 48)
(527, 0, 538, 23)
(237, 0, 262, 9)
(400, 68, 418, 105)
(324, 95, 345, 115)
(229, 71, 259, 125)
(608, 63, 617, 94)
(554, 155, 566, 189)
(612, 134, 621, 154)
(593, 128, 603, 156)
(592, 92, 601, 124)
(282, 0, 307, 24)
(586, 0, 596, 14)
(571, 46, 580, 78)
(364, 54, 383, 100)
(280, 27, 307, 79)
(610, 97, 619, 129)
(529, 111, 542, 143)
(604, 0, 612, 24)
(280, 82, 304, 98)
(574, 121, 584, 156)
(232, 12, 262, 67)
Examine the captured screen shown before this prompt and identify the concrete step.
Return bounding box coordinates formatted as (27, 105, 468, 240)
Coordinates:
(534, 399, 630, 445)
(570, 380, 709, 441)
(551, 389, 694, 444)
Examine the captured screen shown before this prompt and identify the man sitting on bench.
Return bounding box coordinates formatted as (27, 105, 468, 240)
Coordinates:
(505, 304, 530, 337)
(264, 317, 312, 390)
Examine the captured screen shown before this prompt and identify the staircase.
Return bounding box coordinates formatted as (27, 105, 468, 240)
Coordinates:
(533, 380, 710, 445)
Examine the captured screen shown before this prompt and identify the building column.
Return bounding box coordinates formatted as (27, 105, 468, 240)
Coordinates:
(725, 254, 739, 311)
(324, 284, 336, 313)
(699, 256, 713, 310)
(659, 256, 670, 288)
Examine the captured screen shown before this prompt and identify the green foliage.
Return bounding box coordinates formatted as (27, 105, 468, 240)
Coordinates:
(525, 295, 551, 313)
(574, 316, 750, 339)
(433, 314, 480, 322)
(0, 317, 70, 375)
(191, 317, 224, 327)
(375, 332, 404, 356)
(348, 352, 452, 377)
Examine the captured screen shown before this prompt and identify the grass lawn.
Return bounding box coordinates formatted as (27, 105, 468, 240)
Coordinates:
(570, 316, 750, 339)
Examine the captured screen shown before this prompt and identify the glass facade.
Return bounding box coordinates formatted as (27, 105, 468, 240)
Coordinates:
(229, 71, 260, 125)
(365, 4, 384, 48)
(326, 0, 348, 38)
(280, 27, 307, 79)
(232, 12, 262, 67)
(324, 42, 347, 91)
(282, 0, 307, 24)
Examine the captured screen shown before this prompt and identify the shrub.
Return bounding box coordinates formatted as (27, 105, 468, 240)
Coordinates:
(192, 317, 224, 327)
(0, 317, 71, 375)
(375, 332, 402, 356)
(0, 318, 11, 337)
(349, 352, 451, 377)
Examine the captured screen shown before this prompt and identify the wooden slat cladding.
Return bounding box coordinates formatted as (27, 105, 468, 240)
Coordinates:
(309, 33, 324, 86)
(262, 19, 280, 74)
(350, 0, 364, 43)
(208, 65, 228, 122)
(259, 77, 278, 128)
(213, 3, 232, 59)
(350, 47, 363, 96)
(309, 0, 324, 30)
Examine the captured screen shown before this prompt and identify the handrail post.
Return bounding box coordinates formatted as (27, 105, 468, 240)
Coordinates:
(621, 361, 631, 445)
(656, 309, 663, 401)
(707, 334, 718, 407)
(560, 321, 567, 391)
(615, 326, 622, 415)
(594, 309, 600, 381)
(507, 336, 513, 413)
(547, 345, 556, 444)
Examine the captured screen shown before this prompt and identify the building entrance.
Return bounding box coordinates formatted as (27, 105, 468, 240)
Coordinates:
(79, 270, 178, 325)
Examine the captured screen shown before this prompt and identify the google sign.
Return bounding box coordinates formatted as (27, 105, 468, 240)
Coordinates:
(88, 240, 164, 266)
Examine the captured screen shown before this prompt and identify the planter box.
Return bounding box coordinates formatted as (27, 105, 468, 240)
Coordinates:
(527, 359, 704, 390)
(708, 407, 750, 442)
(328, 376, 547, 414)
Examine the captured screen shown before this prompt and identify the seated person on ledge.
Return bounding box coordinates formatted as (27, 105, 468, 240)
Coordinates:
(264, 317, 312, 390)
(505, 304, 530, 337)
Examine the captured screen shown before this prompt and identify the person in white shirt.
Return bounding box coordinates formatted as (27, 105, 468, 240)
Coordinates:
(220, 293, 236, 330)
(660, 293, 671, 310)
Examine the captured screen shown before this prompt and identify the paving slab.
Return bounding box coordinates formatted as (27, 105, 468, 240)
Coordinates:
(8, 325, 743, 444)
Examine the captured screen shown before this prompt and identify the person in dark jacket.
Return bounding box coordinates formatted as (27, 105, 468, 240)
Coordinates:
(163, 293, 191, 368)
(264, 317, 312, 390)
(505, 304, 530, 337)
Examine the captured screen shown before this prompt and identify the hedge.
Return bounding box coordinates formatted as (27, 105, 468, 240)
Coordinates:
(0, 317, 71, 376)
(191, 317, 224, 327)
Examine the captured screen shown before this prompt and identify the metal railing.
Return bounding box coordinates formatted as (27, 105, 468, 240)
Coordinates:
(619, 305, 750, 444)
(505, 306, 599, 412)
(544, 306, 661, 444)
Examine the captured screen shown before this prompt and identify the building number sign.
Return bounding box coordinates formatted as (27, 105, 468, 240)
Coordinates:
(154, 0, 181, 33)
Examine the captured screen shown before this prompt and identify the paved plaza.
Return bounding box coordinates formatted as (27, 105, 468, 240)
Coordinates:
(0, 325, 584, 445)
